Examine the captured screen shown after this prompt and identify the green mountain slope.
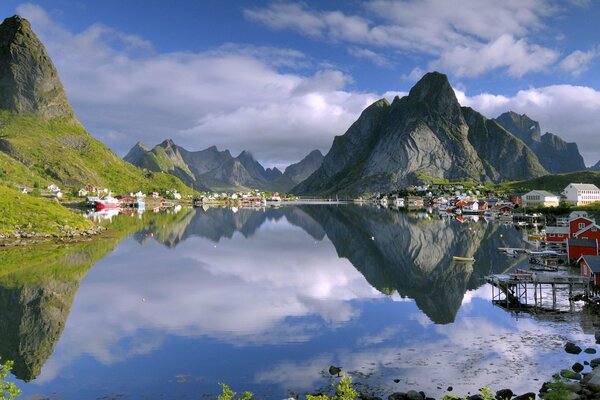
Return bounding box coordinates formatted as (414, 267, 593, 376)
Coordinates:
(0, 15, 193, 195)
(499, 170, 600, 193)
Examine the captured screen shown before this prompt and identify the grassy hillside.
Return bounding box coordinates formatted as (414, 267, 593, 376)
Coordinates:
(0, 185, 92, 236)
(499, 170, 600, 193)
(0, 111, 195, 195)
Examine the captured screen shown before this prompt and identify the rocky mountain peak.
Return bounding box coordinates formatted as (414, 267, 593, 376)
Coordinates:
(407, 71, 461, 119)
(495, 111, 541, 144)
(0, 15, 74, 118)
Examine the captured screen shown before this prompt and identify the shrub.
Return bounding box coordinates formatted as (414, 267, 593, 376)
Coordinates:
(0, 358, 21, 400)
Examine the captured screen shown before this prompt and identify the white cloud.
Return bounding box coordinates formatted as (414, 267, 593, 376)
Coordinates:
(434, 34, 559, 78)
(348, 47, 391, 67)
(16, 4, 380, 167)
(456, 84, 600, 165)
(560, 47, 599, 76)
(246, 0, 563, 77)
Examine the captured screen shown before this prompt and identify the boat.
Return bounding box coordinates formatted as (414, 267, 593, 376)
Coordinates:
(453, 256, 475, 262)
(529, 265, 559, 272)
(95, 195, 121, 210)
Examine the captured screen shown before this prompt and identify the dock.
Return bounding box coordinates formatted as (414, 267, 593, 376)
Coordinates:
(486, 271, 591, 310)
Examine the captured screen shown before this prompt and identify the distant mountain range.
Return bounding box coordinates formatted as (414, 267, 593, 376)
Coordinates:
(124, 139, 323, 192)
(294, 72, 589, 195)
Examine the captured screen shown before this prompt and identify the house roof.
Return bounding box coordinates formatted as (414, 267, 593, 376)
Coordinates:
(582, 255, 600, 273)
(568, 183, 600, 191)
(574, 224, 600, 237)
(546, 226, 569, 235)
(568, 238, 598, 248)
(528, 190, 558, 198)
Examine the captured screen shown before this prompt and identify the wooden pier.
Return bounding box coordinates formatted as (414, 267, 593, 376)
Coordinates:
(486, 271, 592, 310)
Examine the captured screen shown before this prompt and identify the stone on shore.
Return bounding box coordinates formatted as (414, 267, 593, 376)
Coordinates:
(496, 388, 513, 399)
(585, 348, 597, 354)
(513, 393, 535, 400)
(565, 342, 582, 354)
(572, 362, 584, 373)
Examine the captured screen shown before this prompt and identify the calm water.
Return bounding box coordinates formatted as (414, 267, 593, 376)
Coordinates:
(1, 204, 598, 399)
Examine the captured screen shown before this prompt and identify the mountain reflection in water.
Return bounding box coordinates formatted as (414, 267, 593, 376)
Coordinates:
(1, 205, 577, 400)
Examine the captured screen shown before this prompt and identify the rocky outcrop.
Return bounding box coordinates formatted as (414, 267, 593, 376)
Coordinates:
(294, 72, 547, 196)
(495, 111, 586, 173)
(0, 15, 74, 118)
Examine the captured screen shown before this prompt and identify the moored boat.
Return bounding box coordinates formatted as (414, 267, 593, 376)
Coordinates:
(95, 195, 121, 210)
(453, 256, 475, 262)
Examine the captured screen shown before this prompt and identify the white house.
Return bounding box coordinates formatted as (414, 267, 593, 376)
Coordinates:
(522, 190, 560, 208)
(562, 183, 600, 206)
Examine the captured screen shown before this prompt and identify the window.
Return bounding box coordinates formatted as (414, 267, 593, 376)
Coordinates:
(579, 223, 585, 229)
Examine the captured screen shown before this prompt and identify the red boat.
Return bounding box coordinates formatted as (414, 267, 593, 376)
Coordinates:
(95, 196, 121, 210)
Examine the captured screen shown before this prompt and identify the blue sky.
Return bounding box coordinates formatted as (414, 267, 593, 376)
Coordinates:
(1, 1, 599, 167)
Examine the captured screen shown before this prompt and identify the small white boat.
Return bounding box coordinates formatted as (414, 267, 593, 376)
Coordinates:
(453, 256, 475, 262)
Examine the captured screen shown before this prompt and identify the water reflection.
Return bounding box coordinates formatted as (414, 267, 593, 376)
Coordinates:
(0, 205, 575, 399)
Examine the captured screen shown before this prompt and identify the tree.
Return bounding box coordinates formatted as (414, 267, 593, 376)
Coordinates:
(0, 358, 21, 400)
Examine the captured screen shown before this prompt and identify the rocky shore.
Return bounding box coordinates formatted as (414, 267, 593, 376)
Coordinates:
(0, 224, 107, 246)
(322, 337, 600, 400)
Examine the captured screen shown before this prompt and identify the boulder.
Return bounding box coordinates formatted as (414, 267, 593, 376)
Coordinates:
(496, 388, 513, 399)
(591, 358, 600, 368)
(586, 348, 597, 354)
(582, 368, 600, 392)
(513, 393, 535, 400)
(573, 362, 585, 373)
(388, 393, 407, 400)
(565, 342, 583, 354)
(406, 391, 423, 400)
(595, 331, 600, 344)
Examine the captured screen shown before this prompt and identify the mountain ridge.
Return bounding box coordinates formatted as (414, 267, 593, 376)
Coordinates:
(124, 140, 324, 192)
(294, 72, 548, 196)
(495, 111, 586, 173)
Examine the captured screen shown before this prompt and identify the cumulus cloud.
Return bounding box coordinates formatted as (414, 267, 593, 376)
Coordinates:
(246, 0, 565, 77)
(456, 84, 600, 165)
(17, 3, 380, 167)
(560, 47, 599, 76)
(347, 47, 391, 67)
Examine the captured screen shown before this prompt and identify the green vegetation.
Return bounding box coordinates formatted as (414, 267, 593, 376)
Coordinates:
(0, 111, 195, 195)
(498, 170, 600, 193)
(442, 387, 500, 400)
(0, 359, 20, 400)
(217, 384, 253, 400)
(0, 185, 92, 235)
(542, 374, 571, 400)
(306, 374, 358, 400)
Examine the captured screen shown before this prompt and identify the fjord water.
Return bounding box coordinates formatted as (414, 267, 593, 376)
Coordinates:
(1, 205, 597, 399)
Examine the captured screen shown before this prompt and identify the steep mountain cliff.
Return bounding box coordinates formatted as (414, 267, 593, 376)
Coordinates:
(0, 15, 192, 194)
(495, 111, 586, 173)
(0, 16, 73, 118)
(294, 72, 547, 195)
(592, 160, 600, 171)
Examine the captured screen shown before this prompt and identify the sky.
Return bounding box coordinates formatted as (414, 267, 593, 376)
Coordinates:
(1, 0, 600, 168)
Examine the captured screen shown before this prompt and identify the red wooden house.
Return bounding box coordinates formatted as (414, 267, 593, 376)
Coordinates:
(573, 223, 600, 242)
(545, 226, 569, 243)
(579, 255, 600, 286)
(569, 217, 595, 236)
(568, 238, 599, 261)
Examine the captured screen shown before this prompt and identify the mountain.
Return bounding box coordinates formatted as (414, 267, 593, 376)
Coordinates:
(495, 111, 586, 173)
(0, 16, 73, 118)
(591, 160, 600, 171)
(294, 72, 547, 196)
(125, 140, 322, 192)
(0, 15, 193, 195)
